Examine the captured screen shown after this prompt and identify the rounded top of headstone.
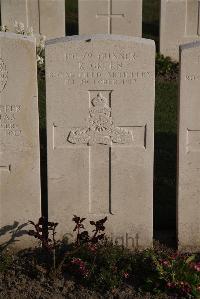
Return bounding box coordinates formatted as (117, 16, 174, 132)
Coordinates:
(180, 40, 200, 52)
(0, 31, 36, 43)
(45, 34, 155, 47)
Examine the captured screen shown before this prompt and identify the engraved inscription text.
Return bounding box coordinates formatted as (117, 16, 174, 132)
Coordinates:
(0, 104, 22, 136)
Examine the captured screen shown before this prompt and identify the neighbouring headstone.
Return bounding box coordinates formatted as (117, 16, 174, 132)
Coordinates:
(0, 32, 40, 248)
(178, 41, 200, 252)
(46, 35, 155, 248)
(160, 0, 200, 60)
(79, 0, 142, 36)
(1, 0, 65, 39)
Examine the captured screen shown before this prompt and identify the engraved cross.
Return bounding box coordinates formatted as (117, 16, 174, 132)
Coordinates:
(67, 91, 134, 215)
(96, 0, 124, 34)
(0, 164, 11, 173)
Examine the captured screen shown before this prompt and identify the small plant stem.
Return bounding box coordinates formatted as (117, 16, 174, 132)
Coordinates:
(53, 248, 56, 269)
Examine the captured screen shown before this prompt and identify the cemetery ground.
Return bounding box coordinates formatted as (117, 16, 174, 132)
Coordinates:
(2, 213, 200, 299)
(0, 59, 194, 299)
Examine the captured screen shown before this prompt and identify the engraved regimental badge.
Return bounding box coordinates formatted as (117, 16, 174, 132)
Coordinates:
(67, 93, 133, 146)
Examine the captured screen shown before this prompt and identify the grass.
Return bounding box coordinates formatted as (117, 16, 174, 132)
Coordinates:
(155, 82, 177, 134)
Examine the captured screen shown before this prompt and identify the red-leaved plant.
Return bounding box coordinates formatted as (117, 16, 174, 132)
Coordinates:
(28, 217, 58, 268)
(72, 215, 107, 246)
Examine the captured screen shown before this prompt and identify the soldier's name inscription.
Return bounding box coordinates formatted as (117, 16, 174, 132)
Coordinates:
(47, 50, 153, 86)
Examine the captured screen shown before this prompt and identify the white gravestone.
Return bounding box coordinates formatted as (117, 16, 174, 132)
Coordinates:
(46, 35, 155, 249)
(178, 41, 200, 252)
(1, 0, 65, 39)
(160, 0, 200, 60)
(79, 0, 142, 36)
(0, 32, 41, 248)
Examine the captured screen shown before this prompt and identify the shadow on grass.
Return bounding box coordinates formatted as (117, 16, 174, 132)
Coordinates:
(154, 132, 177, 248)
(38, 77, 48, 218)
(153, 80, 178, 247)
(40, 128, 48, 218)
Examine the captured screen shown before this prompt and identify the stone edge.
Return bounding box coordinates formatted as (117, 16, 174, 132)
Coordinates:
(45, 34, 155, 47)
(180, 40, 200, 52)
(0, 31, 36, 43)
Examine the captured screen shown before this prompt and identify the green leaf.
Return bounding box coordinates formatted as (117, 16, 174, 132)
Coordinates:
(185, 255, 196, 264)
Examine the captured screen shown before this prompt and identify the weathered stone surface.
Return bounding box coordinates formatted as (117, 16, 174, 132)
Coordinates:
(178, 41, 200, 252)
(0, 32, 40, 248)
(46, 35, 155, 249)
(79, 0, 142, 36)
(39, 0, 65, 39)
(1, 0, 65, 39)
(160, 0, 200, 61)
